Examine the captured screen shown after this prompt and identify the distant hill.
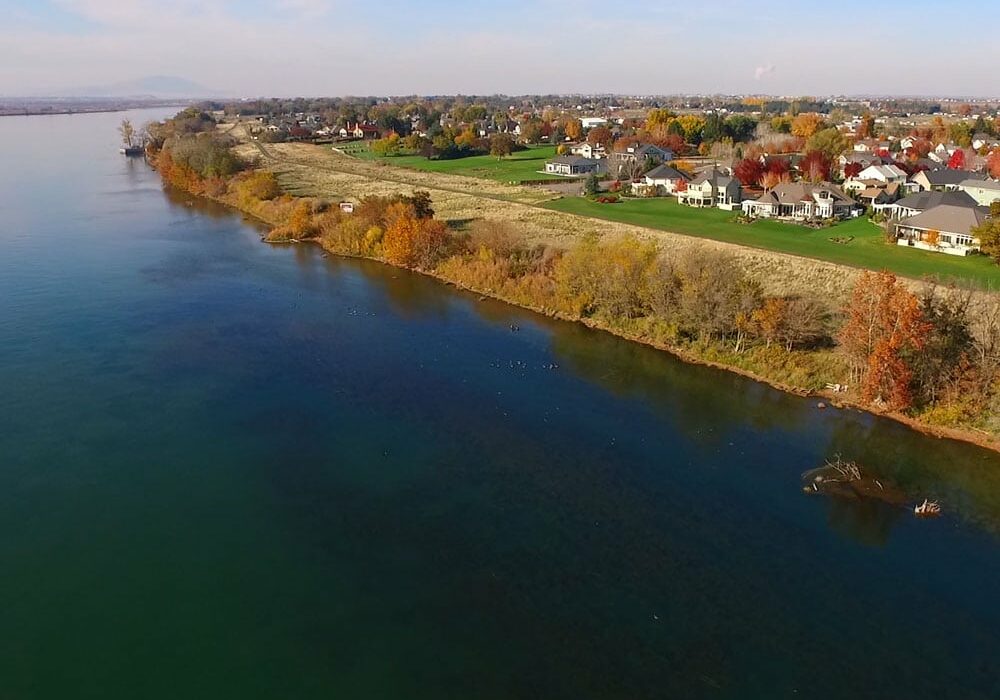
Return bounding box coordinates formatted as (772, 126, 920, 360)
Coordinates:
(60, 75, 225, 98)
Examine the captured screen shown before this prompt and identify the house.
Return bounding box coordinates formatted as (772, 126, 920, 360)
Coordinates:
(839, 152, 885, 171)
(544, 155, 606, 177)
(895, 204, 990, 256)
(855, 163, 907, 185)
(641, 163, 692, 194)
(580, 117, 608, 130)
(677, 169, 742, 210)
(973, 133, 1000, 151)
(856, 185, 900, 208)
(887, 190, 980, 219)
(911, 169, 983, 192)
(609, 144, 674, 178)
(741, 182, 859, 221)
(339, 122, 380, 140)
(959, 179, 1000, 206)
(570, 142, 606, 160)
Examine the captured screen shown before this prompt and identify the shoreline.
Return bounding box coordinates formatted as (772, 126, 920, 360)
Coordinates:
(163, 174, 1000, 457)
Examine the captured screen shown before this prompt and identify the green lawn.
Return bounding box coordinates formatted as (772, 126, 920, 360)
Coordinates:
(543, 197, 1000, 288)
(349, 144, 562, 183)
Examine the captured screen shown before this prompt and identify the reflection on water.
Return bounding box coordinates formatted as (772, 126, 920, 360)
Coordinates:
(1, 108, 998, 699)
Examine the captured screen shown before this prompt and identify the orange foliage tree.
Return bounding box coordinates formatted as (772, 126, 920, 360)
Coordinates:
(791, 113, 824, 138)
(839, 271, 931, 410)
(382, 202, 448, 269)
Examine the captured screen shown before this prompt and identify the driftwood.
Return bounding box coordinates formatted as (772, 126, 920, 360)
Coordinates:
(803, 455, 941, 517)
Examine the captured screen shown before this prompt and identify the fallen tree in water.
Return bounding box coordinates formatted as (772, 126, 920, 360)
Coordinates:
(802, 455, 908, 505)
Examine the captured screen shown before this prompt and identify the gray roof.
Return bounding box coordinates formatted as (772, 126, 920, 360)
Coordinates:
(645, 163, 691, 181)
(918, 169, 985, 186)
(894, 190, 978, 211)
(755, 182, 856, 206)
(691, 170, 738, 188)
(549, 155, 600, 166)
(960, 179, 1000, 191)
(898, 204, 990, 235)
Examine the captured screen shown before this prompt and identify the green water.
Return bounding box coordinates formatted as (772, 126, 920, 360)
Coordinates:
(0, 109, 998, 698)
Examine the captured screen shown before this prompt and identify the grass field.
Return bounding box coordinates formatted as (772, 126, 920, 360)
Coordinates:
(543, 197, 1000, 288)
(346, 143, 562, 183)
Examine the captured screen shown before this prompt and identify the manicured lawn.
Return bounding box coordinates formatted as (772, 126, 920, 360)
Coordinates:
(543, 197, 1000, 288)
(350, 144, 562, 183)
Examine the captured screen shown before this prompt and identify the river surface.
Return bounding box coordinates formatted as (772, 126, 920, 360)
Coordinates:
(1, 109, 999, 699)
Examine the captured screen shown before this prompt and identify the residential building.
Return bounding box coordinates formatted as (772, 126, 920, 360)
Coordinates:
(855, 163, 907, 185)
(570, 143, 606, 160)
(640, 164, 692, 194)
(887, 190, 980, 219)
(544, 155, 606, 177)
(741, 182, 859, 221)
(677, 169, 742, 210)
(609, 144, 673, 178)
(959, 179, 1000, 206)
(895, 204, 990, 256)
(911, 169, 984, 192)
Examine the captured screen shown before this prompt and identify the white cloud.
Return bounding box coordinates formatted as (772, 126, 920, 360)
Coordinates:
(754, 64, 775, 81)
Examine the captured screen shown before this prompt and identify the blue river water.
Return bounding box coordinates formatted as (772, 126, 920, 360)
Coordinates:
(0, 108, 998, 698)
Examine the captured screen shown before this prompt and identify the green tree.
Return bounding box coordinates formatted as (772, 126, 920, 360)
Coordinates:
(973, 202, 1000, 263)
(583, 172, 601, 196)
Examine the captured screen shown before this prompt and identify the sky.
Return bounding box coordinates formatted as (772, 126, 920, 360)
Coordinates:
(1, 0, 998, 98)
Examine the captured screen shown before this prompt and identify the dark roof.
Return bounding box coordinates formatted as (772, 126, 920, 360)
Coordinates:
(549, 155, 600, 166)
(645, 163, 691, 181)
(918, 169, 984, 186)
(895, 190, 978, 211)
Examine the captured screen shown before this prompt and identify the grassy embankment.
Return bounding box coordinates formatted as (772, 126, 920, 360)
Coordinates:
(543, 197, 1000, 290)
(266, 138, 1000, 292)
(345, 142, 562, 184)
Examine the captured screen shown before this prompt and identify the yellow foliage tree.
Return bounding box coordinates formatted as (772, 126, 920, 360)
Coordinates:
(791, 113, 825, 138)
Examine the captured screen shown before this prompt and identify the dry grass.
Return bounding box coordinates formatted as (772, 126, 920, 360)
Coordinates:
(229, 125, 994, 305)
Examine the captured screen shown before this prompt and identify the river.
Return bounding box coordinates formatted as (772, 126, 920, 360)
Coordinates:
(1, 108, 998, 698)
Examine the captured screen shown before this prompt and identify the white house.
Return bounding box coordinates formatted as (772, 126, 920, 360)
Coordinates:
(677, 170, 742, 210)
(855, 163, 908, 185)
(544, 155, 606, 177)
(580, 117, 608, 130)
(741, 182, 859, 221)
(895, 204, 990, 256)
(640, 164, 692, 194)
(959, 179, 1000, 206)
(570, 142, 607, 159)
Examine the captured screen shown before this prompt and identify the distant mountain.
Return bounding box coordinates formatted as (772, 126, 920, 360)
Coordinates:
(60, 75, 225, 98)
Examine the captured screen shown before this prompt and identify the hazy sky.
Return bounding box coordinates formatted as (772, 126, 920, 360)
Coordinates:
(2, 0, 998, 97)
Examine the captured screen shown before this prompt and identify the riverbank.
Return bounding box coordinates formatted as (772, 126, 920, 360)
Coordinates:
(145, 137, 1000, 451)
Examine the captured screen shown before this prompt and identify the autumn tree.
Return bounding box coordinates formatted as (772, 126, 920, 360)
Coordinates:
(947, 149, 966, 170)
(988, 149, 1000, 179)
(733, 158, 765, 187)
(370, 132, 401, 157)
(564, 118, 583, 141)
(382, 202, 448, 269)
(839, 270, 930, 410)
(645, 108, 676, 130)
(587, 125, 614, 149)
(801, 150, 832, 183)
(856, 113, 876, 140)
(489, 133, 514, 160)
(791, 112, 825, 138)
(843, 162, 863, 179)
(806, 128, 848, 159)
